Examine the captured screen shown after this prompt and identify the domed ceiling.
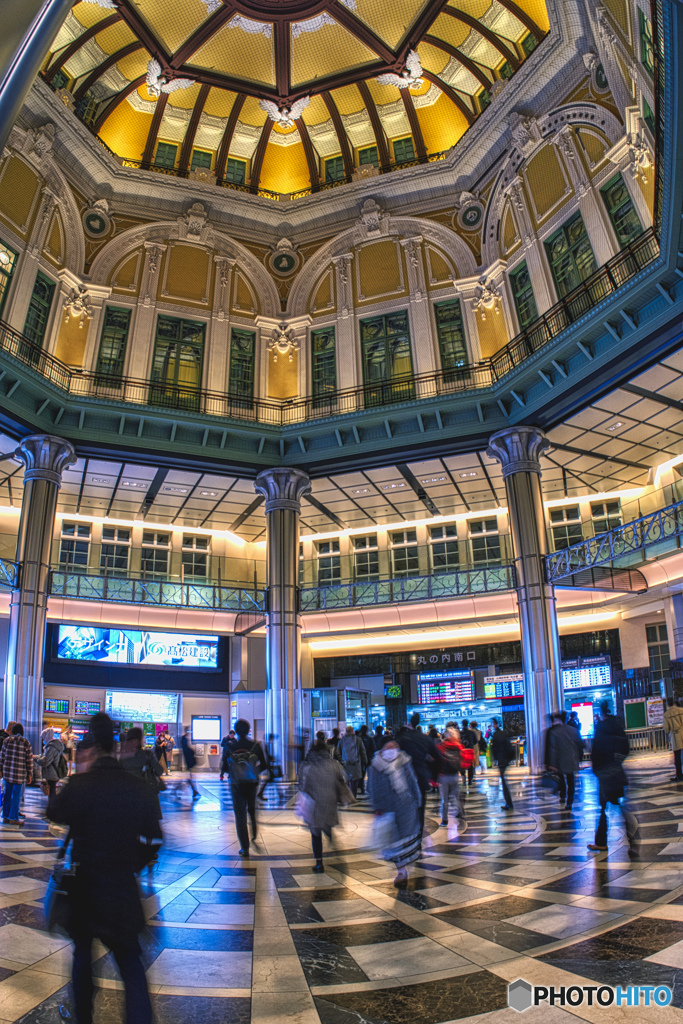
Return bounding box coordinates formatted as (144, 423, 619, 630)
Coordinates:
(45, 0, 549, 195)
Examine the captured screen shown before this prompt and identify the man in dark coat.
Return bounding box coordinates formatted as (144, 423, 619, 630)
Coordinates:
(398, 713, 433, 833)
(588, 701, 639, 855)
(490, 718, 514, 811)
(226, 719, 267, 857)
(48, 714, 162, 1024)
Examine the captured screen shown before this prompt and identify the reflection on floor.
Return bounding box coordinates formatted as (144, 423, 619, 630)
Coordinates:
(2, 759, 683, 1022)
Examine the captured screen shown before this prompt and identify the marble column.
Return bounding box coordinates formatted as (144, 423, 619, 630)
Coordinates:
(254, 467, 311, 782)
(331, 254, 357, 392)
(0, 0, 74, 154)
(486, 426, 563, 774)
(4, 434, 76, 749)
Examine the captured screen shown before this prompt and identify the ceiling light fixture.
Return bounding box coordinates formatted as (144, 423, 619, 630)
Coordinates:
(121, 481, 148, 489)
(460, 472, 477, 478)
(422, 477, 446, 484)
(607, 422, 623, 431)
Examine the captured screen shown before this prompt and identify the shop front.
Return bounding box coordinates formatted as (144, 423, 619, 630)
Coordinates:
(561, 656, 615, 738)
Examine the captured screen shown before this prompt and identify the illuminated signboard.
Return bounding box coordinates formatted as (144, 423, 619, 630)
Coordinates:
(417, 671, 474, 704)
(385, 683, 402, 699)
(191, 716, 221, 742)
(57, 625, 219, 670)
(73, 700, 101, 716)
(44, 698, 69, 715)
(562, 656, 611, 691)
(105, 690, 179, 723)
(483, 675, 524, 699)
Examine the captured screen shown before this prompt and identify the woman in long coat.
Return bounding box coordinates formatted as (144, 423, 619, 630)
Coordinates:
(299, 731, 351, 872)
(367, 740, 422, 886)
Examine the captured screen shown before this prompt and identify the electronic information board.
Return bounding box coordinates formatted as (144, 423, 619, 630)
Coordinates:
(417, 671, 474, 703)
(483, 675, 524, 699)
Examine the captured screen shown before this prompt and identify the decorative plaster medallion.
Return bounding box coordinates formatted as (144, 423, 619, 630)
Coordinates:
(268, 239, 301, 277)
(82, 199, 112, 239)
(453, 192, 485, 231)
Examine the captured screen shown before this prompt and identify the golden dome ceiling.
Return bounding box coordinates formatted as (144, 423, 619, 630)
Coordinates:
(45, 0, 549, 196)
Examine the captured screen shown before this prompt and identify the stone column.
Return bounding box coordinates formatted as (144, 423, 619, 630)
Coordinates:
(254, 467, 312, 782)
(4, 434, 76, 749)
(486, 426, 563, 774)
(331, 254, 357, 392)
(0, 0, 74, 154)
(503, 176, 556, 318)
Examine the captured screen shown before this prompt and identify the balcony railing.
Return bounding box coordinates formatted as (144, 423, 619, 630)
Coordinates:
(0, 228, 660, 429)
(49, 570, 266, 611)
(546, 495, 683, 583)
(0, 557, 19, 589)
(300, 564, 516, 610)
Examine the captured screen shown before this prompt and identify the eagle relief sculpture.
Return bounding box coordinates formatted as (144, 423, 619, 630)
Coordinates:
(259, 97, 310, 129)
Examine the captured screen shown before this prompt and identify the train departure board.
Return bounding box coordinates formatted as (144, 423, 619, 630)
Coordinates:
(417, 671, 474, 703)
(74, 700, 101, 716)
(483, 675, 524, 699)
(44, 698, 69, 714)
(561, 656, 611, 690)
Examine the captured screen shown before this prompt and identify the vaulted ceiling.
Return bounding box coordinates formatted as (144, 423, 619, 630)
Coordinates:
(45, 0, 548, 194)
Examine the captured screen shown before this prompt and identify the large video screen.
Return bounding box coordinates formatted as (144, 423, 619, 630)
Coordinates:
(105, 690, 178, 723)
(417, 671, 475, 704)
(56, 626, 219, 670)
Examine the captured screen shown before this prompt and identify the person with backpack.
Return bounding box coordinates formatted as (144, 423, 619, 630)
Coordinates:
(471, 721, 487, 776)
(435, 725, 467, 825)
(35, 727, 66, 805)
(490, 718, 514, 811)
(120, 728, 165, 822)
(226, 719, 267, 857)
(0, 724, 34, 829)
(398, 712, 434, 834)
(339, 725, 367, 797)
(357, 725, 374, 795)
(180, 729, 200, 801)
(460, 720, 476, 786)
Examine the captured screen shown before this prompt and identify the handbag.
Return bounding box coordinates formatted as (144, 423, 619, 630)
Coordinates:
(294, 791, 315, 827)
(44, 830, 77, 937)
(371, 811, 397, 854)
(39, 780, 50, 797)
(541, 769, 562, 793)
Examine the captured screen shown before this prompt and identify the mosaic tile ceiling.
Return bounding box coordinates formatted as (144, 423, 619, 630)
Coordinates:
(45, 0, 549, 192)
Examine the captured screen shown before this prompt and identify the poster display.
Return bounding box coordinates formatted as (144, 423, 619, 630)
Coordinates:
(647, 697, 665, 729)
(191, 716, 221, 742)
(417, 671, 475, 704)
(105, 690, 179, 723)
(57, 625, 219, 669)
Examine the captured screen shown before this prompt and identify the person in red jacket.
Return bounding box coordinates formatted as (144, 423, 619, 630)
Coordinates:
(434, 725, 472, 826)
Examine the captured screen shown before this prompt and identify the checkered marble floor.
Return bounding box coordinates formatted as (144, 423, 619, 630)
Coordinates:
(4, 759, 683, 1023)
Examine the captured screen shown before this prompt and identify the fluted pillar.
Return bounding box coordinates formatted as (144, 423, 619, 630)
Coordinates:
(0, 0, 74, 154)
(5, 435, 76, 748)
(254, 467, 312, 781)
(486, 427, 563, 774)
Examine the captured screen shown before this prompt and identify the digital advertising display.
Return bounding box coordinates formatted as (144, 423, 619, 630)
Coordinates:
(191, 716, 221, 742)
(417, 671, 475, 704)
(105, 690, 179, 724)
(384, 683, 402, 699)
(56, 625, 219, 670)
(484, 675, 524, 699)
(74, 700, 101, 716)
(44, 698, 69, 715)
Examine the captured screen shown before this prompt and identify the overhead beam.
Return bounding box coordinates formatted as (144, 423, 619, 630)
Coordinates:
(250, 119, 273, 190)
(46, 14, 122, 80)
(141, 93, 168, 167)
(215, 93, 246, 180)
(550, 442, 649, 471)
(423, 34, 492, 87)
(94, 75, 146, 133)
(400, 90, 426, 160)
(495, 0, 545, 41)
(357, 80, 391, 168)
(274, 20, 291, 97)
(397, 464, 441, 516)
(229, 495, 264, 533)
(170, 2, 238, 67)
(74, 42, 143, 103)
(396, 0, 453, 60)
(421, 69, 474, 124)
(442, 7, 520, 68)
(321, 91, 354, 176)
(115, 0, 170, 64)
(178, 83, 211, 173)
(620, 382, 683, 411)
(328, 1, 395, 63)
(305, 493, 345, 528)
(296, 118, 320, 189)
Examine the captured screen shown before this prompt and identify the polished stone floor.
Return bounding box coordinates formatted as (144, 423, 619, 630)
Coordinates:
(2, 758, 683, 1022)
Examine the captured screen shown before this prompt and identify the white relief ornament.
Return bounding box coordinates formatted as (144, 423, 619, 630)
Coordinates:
(292, 0, 356, 38)
(228, 14, 273, 38)
(199, 0, 222, 12)
(596, 6, 617, 46)
(359, 198, 386, 236)
(453, 190, 485, 230)
(509, 112, 541, 152)
(146, 246, 163, 274)
(259, 97, 309, 129)
(376, 49, 424, 90)
(29, 123, 56, 160)
(472, 277, 502, 320)
(81, 0, 116, 8)
(145, 59, 194, 99)
(269, 322, 299, 363)
(268, 238, 302, 277)
(333, 254, 352, 285)
(63, 286, 93, 329)
(184, 201, 208, 239)
(629, 135, 653, 183)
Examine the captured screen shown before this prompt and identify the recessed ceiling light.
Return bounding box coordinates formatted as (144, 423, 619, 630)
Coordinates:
(352, 488, 369, 495)
(607, 422, 623, 431)
(460, 472, 477, 478)
(91, 477, 111, 485)
(161, 486, 188, 494)
(200, 491, 218, 497)
(422, 477, 446, 484)
(121, 480, 147, 489)
(382, 482, 406, 490)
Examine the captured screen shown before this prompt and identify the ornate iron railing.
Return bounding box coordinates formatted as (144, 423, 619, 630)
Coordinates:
(546, 495, 683, 582)
(49, 570, 265, 611)
(300, 564, 516, 611)
(0, 557, 19, 589)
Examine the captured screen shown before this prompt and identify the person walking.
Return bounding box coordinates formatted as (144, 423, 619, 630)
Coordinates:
(327, 727, 342, 761)
(163, 733, 174, 775)
(36, 727, 65, 803)
(434, 726, 465, 826)
(339, 725, 367, 797)
(0, 724, 33, 828)
(398, 712, 433, 834)
(226, 719, 267, 857)
(257, 733, 276, 801)
(367, 740, 422, 886)
(373, 725, 386, 752)
(546, 711, 583, 810)
(471, 720, 487, 775)
(664, 697, 683, 781)
(298, 731, 351, 872)
(180, 729, 200, 800)
(490, 718, 514, 811)
(460, 720, 476, 786)
(62, 725, 76, 775)
(120, 728, 164, 823)
(219, 730, 233, 782)
(588, 701, 639, 856)
(357, 725, 374, 795)
(48, 713, 162, 1024)
(154, 733, 168, 775)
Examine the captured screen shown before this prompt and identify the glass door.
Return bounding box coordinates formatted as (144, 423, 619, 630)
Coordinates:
(360, 311, 414, 406)
(150, 316, 205, 412)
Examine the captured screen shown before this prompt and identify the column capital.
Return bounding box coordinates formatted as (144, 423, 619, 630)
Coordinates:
(486, 426, 551, 478)
(254, 467, 311, 512)
(14, 435, 76, 486)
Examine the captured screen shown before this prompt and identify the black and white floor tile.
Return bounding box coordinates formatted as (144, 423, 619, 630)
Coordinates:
(2, 759, 683, 1021)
